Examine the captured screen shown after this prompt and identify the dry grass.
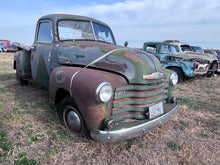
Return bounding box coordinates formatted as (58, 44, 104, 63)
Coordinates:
(0, 52, 219, 164)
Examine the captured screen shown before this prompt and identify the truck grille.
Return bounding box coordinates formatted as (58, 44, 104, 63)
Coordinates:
(111, 79, 169, 122)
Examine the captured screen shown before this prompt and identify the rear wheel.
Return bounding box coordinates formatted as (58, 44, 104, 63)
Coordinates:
(16, 67, 28, 85)
(169, 67, 183, 83)
(57, 97, 90, 138)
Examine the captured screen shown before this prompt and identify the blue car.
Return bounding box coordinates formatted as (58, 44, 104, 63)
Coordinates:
(0, 43, 5, 52)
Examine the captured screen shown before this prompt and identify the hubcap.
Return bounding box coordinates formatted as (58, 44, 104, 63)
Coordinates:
(66, 109, 81, 131)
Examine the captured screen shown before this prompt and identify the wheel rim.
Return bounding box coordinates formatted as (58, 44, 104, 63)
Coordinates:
(63, 106, 81, 131)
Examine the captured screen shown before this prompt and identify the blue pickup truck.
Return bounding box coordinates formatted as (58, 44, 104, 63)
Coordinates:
(143, 42, 211, 83)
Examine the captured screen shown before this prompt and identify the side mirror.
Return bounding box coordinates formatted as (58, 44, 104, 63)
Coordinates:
(124, 41, 128, 47)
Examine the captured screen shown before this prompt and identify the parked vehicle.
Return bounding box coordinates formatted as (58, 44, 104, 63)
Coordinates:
(0, 43, 6, 52)
(164, 40, 219, 76)
(143, 42, 209, 83)
(191, 46, 204, 53)
(0, 40, 18, 52)
(215, 50, 220, 56)
(203, 49, 220, 73)
(13, 14, 178, 143)
(0, 40, 10, 52)
(204, 49, 218, 56)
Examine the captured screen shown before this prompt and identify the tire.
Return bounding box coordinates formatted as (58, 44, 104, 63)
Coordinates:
(169, 67, 183, 83)
(57, 97, 90, 138)
(16, 67, 28, 85)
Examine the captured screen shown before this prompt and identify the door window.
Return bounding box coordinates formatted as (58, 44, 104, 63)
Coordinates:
(37, 22, 53, 43)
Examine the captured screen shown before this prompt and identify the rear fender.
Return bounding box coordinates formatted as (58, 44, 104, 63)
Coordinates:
(14, 50, 31, 79)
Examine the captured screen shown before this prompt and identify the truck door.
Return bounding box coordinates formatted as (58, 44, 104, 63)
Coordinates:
(31, 20, 54, 88)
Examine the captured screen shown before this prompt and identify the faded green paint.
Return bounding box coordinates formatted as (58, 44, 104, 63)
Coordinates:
(63, 41, 81, 47)
(36, 54, 49, 88)
(115, 83, 166, 94)
(114, 89, 168, 100)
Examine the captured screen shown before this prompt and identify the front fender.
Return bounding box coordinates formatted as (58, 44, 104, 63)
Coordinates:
(162, 61, 194, 77)
(49, 66, 128, 130)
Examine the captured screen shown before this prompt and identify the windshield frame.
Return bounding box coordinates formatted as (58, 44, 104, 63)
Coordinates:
(57, 19, 116, 45)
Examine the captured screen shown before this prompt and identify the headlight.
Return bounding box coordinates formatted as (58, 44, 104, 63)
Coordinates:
(170, 72, 178, 85)
(96, 82, 113, 103)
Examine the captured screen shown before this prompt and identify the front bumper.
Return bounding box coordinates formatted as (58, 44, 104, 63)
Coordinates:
(90, 102, 178, 143)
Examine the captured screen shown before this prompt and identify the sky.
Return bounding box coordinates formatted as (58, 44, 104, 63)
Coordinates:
(0, 0, 220, 49)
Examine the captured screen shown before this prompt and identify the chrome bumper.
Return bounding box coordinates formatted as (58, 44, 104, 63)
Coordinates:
(90, 102, 178, 143)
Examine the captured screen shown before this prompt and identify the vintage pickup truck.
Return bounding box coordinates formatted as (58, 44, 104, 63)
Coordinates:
(143, 42, 210, 83)
(14, 14, 178, 143)
(164, 40, 219, 76)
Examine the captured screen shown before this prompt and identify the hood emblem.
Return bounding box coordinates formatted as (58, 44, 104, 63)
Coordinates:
(143, 72, 164, 80)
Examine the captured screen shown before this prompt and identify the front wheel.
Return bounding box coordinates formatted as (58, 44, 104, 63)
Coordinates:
(169, 67, 183, 83)
(57, 97, 90, 138)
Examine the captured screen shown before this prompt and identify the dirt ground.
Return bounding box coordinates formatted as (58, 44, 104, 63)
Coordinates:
(0, 52, 219, 165)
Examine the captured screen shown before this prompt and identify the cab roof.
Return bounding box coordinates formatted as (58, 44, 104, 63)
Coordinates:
(39, 14, 110, 28)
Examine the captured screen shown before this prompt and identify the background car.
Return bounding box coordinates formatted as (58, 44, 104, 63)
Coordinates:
(191, 46, 204, 53)
(0, 43, 6, 52)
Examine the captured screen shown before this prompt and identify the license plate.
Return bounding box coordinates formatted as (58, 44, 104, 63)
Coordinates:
(149, 102, 164, 119)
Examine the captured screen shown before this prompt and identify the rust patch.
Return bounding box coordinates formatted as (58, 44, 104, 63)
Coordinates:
(113, 94, 165, 104)
(79, 41, 117, 52)
(123, 51, 145, 64)
(95, 58, 127, 73)
(55, 70, 65, 84)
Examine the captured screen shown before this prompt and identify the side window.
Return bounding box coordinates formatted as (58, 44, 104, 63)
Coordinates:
(37, 22, 53, 43)
(145, 45, 157, 53)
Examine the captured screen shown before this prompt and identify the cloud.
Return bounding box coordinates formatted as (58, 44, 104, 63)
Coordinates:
(0, 0, 220, 48)
(60, 0, 220, 40)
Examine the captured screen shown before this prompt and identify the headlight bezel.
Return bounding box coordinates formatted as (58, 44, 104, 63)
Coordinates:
(96, 82, 113, 103)
(170, 72, 178, 86)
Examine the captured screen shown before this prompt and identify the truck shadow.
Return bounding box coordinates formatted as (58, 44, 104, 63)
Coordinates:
(0, 73, 89, 143)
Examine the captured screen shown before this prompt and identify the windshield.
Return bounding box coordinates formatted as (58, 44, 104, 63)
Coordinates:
(211, 51, 218, 56)
(181, 45, 193, 52)
(58, 20, 115, 44)
(159, 44, 179, 54)
(58, 20, 94, 40)
(93, 22, 115, 44)
(192, 46, 203, 53)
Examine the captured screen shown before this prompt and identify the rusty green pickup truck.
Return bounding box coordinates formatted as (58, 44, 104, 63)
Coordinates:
(13, 14, 178, 143)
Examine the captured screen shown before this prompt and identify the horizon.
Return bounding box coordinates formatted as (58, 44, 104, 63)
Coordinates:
(0, 0, 220, 49)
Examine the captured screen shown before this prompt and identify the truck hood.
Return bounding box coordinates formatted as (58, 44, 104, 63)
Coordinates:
(182, 51, 217, 61)
(57, 41, 161, 83)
